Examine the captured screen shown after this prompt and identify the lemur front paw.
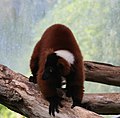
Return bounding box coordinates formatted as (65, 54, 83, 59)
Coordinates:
(47, 96, 63, 116)
(71, 98, 82, 108)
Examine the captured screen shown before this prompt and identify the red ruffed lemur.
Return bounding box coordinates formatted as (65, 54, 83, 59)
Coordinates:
(29, 24, 85, 116)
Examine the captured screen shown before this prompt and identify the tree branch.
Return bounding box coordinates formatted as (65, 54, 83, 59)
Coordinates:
(83, 93, 120, 115)
(0, 61, 120, 117)
(85, 61, 120, 86)
(0, 64, 102, 118)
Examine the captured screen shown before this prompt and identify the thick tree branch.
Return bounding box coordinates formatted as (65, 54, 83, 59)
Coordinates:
(0, 61, 120, 117)
(85, 61, 120, 86)
(83, 93, 120, 115)
(0, 64, 102, 118)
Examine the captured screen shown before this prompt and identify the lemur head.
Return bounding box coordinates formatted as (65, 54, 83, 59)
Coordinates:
(42, 50, 74, 80)
(42, 53, 60, 80)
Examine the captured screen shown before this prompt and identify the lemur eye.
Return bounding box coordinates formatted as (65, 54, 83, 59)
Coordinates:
(49, 68, 53, 73)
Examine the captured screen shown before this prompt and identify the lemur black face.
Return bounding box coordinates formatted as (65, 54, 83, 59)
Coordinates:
(42, 66, 57, 80)
(42, 53, 61, 80)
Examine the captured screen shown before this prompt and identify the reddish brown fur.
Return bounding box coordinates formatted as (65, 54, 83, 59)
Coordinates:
(30, 24, 85, 102)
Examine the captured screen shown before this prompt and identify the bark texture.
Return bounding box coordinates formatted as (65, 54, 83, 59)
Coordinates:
(85, 61, 120, 86)
(0, 61, 120, 117)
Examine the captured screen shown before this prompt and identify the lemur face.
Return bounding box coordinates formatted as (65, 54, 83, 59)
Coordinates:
(42, 66, 57, 80)
(42, 53, 61, 80)
(42, 50, 73, 81)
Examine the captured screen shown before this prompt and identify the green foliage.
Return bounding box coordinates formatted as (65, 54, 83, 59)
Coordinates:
(36, 0, 120, 65)
(0, 104, 25, 118)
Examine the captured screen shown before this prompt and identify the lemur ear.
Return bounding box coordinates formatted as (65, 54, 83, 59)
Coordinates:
(57, 58, 71, 76)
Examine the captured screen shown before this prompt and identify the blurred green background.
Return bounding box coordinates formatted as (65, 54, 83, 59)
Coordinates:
(0, 0, 120, 118)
